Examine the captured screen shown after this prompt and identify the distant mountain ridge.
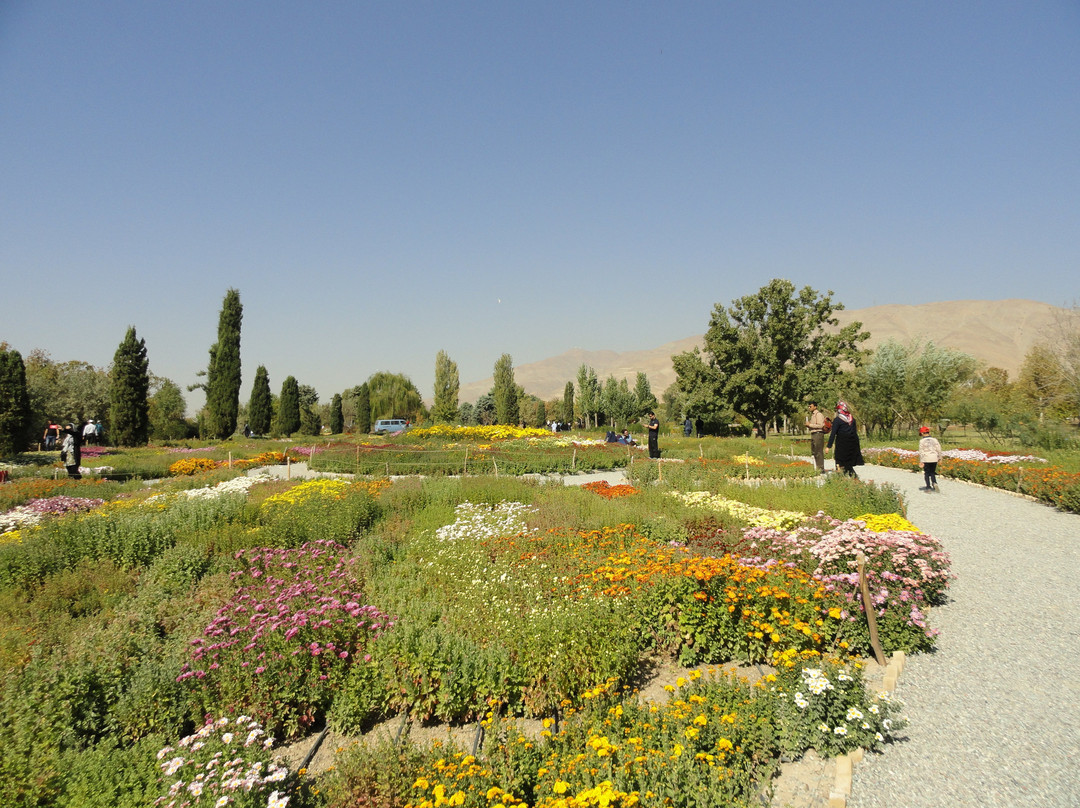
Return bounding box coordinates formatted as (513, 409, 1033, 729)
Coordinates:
(458, 299, 1067, 403)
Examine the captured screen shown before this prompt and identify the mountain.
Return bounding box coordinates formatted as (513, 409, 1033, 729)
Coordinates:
(459, 299, 1067, 403)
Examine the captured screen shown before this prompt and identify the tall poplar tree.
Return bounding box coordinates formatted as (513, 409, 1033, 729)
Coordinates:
(276, 376, 301, 436)
(433, 350, 460, 423)
(353, 382, 371, 433)
(562, 381, 574, 426)
(109, 326, 150, 446)
(492, 354, 519, 425)
(0, 345, 32, 456)
(248, 365, 272, 435)
(204, 289, 243, 439)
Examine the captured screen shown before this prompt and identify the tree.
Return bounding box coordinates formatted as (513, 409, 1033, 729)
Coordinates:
(575, 364, 600, 428)
(298, 384, 321, 436)
(633, 372, 658, 418)
(562, 381, 574, 426)
(329, 393, 344, 434)
(248, 365, 273, 435)
(674, 279, 869, 438)
(202, 288, 243, 440)
(492, 354, 519, 425)
(433, 350, 460, 423)
(474, 393, 496, 425)
(351, 383, 371, 433)
(109, 326, 150, 446)
(366, 372, 425, 423)
(276, 376, 301, 436)
(457, 401, 476, 425)
(24, 350, 110, 429)
(0, 344, 32, 456)
(149, 377, 189, 440)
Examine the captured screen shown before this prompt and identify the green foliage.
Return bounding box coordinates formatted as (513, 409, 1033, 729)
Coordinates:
(23, 350, 111, 434)
(298, 383, 321, 436)
(493, 354, 519, 426)
(276, 375, 301, 436)
(329, 392, 344, 434)
(675, 279, 869, 437)
(576, 364, 600, 427)
(352, 381, 372, 433)
(319, 737, 445, 808)
(562, 380, 575, 426)
(763, 657, 905, 757)
(367, 371, 425, 424)
(248, 364, 273, 435)
(148, 377, 189, 440)
(433, 350, 460, 423)
(55, 735, 165, 808)
(204, 288, 243, 440)
(108, 326, 150, 447)
(0, 345, 32, 456)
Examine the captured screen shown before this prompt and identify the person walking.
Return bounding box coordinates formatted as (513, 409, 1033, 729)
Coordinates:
(683, 416, 693, 437)
(805, 401, 827, 473)
(826, 400, 863, 477)
(646, 411, 661, 459)
(918, 425, 943, 491)
(61, 424, 82, 479)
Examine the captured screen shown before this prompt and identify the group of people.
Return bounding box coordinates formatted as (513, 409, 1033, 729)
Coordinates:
(601, 411, 662, 459)
(42, 419, 105, 479)
(805, 400, 942, 490)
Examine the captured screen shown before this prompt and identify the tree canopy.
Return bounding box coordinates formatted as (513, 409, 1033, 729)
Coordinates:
(492, 354, 519, 425)
(109, 326, 150, 446)
(0, 345, 32, 456)
(203, 289, 243, 439)
(433, 350, 460, 423)
(674, 279, 869, 437)
(248, 365, 273, 435)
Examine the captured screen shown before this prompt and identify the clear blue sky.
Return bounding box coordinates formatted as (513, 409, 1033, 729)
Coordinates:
(2, 1, 1077, 411)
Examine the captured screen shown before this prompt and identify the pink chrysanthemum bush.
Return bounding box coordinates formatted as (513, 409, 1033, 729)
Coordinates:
(737, 518, 952, 652)
(179, 539, 395, 740)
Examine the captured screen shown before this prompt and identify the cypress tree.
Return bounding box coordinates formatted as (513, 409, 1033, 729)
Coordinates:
(109, 326, 150, 446)
(276, 376, 301, 436)
(354, 383, 371, 434)
(248, 365, 272, 435)
(0, 346, 32, 456)
(205, 289, 243, 439)
(562, 381, 575, 427)
(329, 393, 344, 434)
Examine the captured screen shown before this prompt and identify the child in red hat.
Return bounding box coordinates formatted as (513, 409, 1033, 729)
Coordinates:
(918, 425, 942, 491)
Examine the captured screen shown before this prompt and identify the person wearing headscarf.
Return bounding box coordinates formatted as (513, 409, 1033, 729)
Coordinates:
(826, 400, 863, 477)
(61, 424, 82, 479)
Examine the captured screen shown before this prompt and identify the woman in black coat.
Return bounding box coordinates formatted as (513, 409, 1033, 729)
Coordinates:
(826, 400, 863, 477)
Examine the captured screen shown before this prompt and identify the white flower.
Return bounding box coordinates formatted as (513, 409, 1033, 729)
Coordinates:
(267, 791, 290, 808)
(875, 732, 885, 742)
(163, 757, 186, 776)
(221, 733, 234, 744)
(794, 692, 809, 710)
(188, 780, 204, 797)
(845, 707, 863, 721)
(216, 797, 231, 808)
(834, 725, 848, 736)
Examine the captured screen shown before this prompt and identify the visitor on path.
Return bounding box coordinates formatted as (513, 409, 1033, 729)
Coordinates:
(683, 416, 693, 437)
(646, 411, 661, 459)
(918, 425, 943, 491)
(805, 401, 827, 473)
(43, 420, 61, 449)
(826, 400, 863, 477)
(618, 429, 636, 446)
(61, 425, 82, 479)
(94, 420, 103, 444)
(83, 419, 96, 446)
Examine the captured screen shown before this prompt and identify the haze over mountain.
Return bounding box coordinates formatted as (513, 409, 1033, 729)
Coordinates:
(459, 299, 1067, 403)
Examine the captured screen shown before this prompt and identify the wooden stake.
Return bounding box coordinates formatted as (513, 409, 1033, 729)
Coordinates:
(857, 552, 887, 666)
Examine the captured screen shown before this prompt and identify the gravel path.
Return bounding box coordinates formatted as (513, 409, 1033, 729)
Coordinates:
(847, 464, 1080, 808)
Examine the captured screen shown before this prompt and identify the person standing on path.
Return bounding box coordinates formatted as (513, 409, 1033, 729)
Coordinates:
(918, 425, 942, 491)
(61, 424, 82, 479)
(826, 400, 863, 477)
(805, 401, 827, 473)
(646, 411, 661, 459)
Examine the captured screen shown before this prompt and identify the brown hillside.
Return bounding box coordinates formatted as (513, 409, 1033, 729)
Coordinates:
(459, 299, 1066, 403)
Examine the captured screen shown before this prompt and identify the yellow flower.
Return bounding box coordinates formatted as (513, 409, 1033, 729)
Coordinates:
(553, 781, 571, 794)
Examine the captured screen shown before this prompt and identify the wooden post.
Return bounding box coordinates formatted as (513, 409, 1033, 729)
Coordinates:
(287, 456, 291, 480)
(493, 457, 498, 478)
(228, 451, 232, 469)
(464, 447, 469, 475)
(857, 552, 887, 666)
(572, 448, 576, 471)
(699, 442, 703, 458)
(356, 444, 360, 474)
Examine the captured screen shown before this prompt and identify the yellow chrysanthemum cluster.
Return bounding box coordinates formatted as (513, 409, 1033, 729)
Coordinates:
(854, 513, 921, 533)
(731, 454, 765, 466)
(669, 491, 807, 530)
(168, 457, 221, 476)
(408, 424, 554, 441)
(261, 478, 350, 508)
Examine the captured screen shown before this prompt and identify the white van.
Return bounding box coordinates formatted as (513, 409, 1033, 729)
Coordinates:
(373, 419, 408, 435)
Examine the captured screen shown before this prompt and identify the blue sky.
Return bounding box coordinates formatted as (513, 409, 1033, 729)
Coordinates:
(2, 1, 1077, 411)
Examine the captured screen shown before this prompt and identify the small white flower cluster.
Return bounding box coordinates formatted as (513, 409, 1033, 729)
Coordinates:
(801, 668, 834, 695)
(435, 500, 538, 542)
(0, 507, 43, 534)
(155, 715, 288, 808)
(146, 473, 276, 505)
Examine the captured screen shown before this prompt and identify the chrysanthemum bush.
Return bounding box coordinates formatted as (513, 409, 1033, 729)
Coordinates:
(737, 517, 951, 652)
(180, 540, 395, 740)
(398, 658, 904, 808)
(169, 457, 223, 476)
(153, 715, 296, 808)
(668, 490, 808, 530)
